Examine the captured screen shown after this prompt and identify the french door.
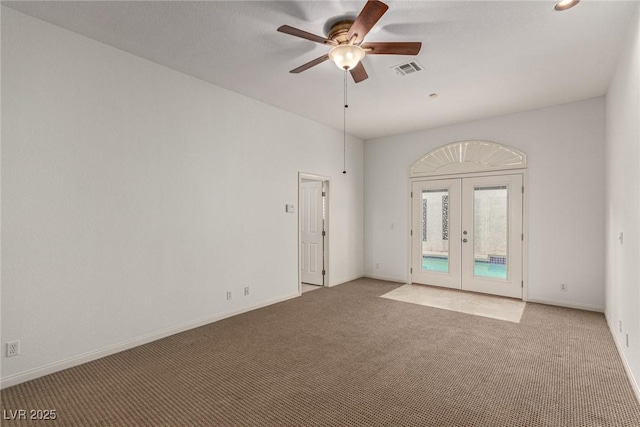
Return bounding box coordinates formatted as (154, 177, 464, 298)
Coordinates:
(411, 174, 523, 299)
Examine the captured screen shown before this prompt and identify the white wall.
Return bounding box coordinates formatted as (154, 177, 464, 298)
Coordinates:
(0, 8, 363, 386)
(365, 97, 606, 311)
(605, 3, 640, 398)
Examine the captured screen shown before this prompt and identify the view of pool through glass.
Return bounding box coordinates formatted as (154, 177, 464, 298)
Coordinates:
(422, 256, 507, 279)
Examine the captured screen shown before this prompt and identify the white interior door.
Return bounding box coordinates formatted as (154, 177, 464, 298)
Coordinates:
(301, 180, 323, 285)
(412, 174, 523, 299)
(411, 179, 461, 289)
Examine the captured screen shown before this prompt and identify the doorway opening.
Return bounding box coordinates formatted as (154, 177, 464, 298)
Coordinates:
(299, 173, 330, 294)
(409, 141, 528, 299)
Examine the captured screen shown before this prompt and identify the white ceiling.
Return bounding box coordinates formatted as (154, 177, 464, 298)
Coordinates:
(4, 0, 637, 140)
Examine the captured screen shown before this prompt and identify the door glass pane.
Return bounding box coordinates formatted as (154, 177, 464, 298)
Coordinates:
(473, 186, 508, 280)
(421, 189, 449, 273)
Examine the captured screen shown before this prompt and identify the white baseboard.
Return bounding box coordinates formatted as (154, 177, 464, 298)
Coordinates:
(525, 297, 604, 313)
(605, 313, 640, 404)
(0, 292, 299, 390)
(363, 273, 407, 284)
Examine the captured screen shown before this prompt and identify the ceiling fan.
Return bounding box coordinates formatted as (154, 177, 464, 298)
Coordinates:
(277, 0, 422, 83)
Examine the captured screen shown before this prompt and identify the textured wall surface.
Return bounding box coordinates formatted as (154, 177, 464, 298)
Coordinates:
(605, 3, 640, 399)
(1, 7, 364, 385)
(365, 97, 606, 310)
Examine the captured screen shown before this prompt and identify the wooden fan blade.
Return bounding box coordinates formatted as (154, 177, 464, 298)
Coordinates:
(361, 42, 422, 55)
(347, 0, 389, 45)
(290, 54, 330, 73)
(277, 25, 335, 45)
(350, 62, 369, 83)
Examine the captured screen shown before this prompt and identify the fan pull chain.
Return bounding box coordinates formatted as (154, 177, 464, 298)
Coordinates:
(343, 70, 348, 174)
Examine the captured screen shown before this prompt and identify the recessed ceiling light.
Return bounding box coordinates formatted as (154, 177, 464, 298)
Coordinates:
(554, 0, 580, 11)
(429, 93, 438, 99)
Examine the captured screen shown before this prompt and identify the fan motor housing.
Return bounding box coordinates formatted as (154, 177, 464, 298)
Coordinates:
(327, 20, 355, 44)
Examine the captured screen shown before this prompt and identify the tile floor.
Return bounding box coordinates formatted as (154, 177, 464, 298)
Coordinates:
(381, 284, 526, 323)
(301, 283, 323, 293)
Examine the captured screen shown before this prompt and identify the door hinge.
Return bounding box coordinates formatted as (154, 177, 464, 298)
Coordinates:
(322, 270, 326, 276)
(410, 230, 413, 236)
(410, 268, 413, 274)
(322, 230, 326, 237)
(521, 280, 524, 288)
(411, 191, 413, 198)
(522, 186, 525, 194)
(521, 233, 524, 241)
(322, 191, 326, 197)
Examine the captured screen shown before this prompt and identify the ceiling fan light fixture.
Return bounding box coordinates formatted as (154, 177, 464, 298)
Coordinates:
(554, 0, 580, 11)
(328, 45, 366, 70)
(278, 0, 420, 83)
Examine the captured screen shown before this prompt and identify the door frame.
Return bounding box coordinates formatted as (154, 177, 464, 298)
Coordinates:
(298, 172, 330, 295)
(408, 169, 529, 300)
(407, 141, 529, 300)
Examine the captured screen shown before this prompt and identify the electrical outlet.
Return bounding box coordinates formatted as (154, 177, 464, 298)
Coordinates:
(6, 341, 20, 357)
(561, 283, 567, 292)
(244, 286, 250, 296)
(619, 320, 623, 332)
(226, 291, 232, 301)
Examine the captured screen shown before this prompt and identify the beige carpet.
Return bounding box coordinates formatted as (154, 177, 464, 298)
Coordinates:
(2, 278, 640, 426)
